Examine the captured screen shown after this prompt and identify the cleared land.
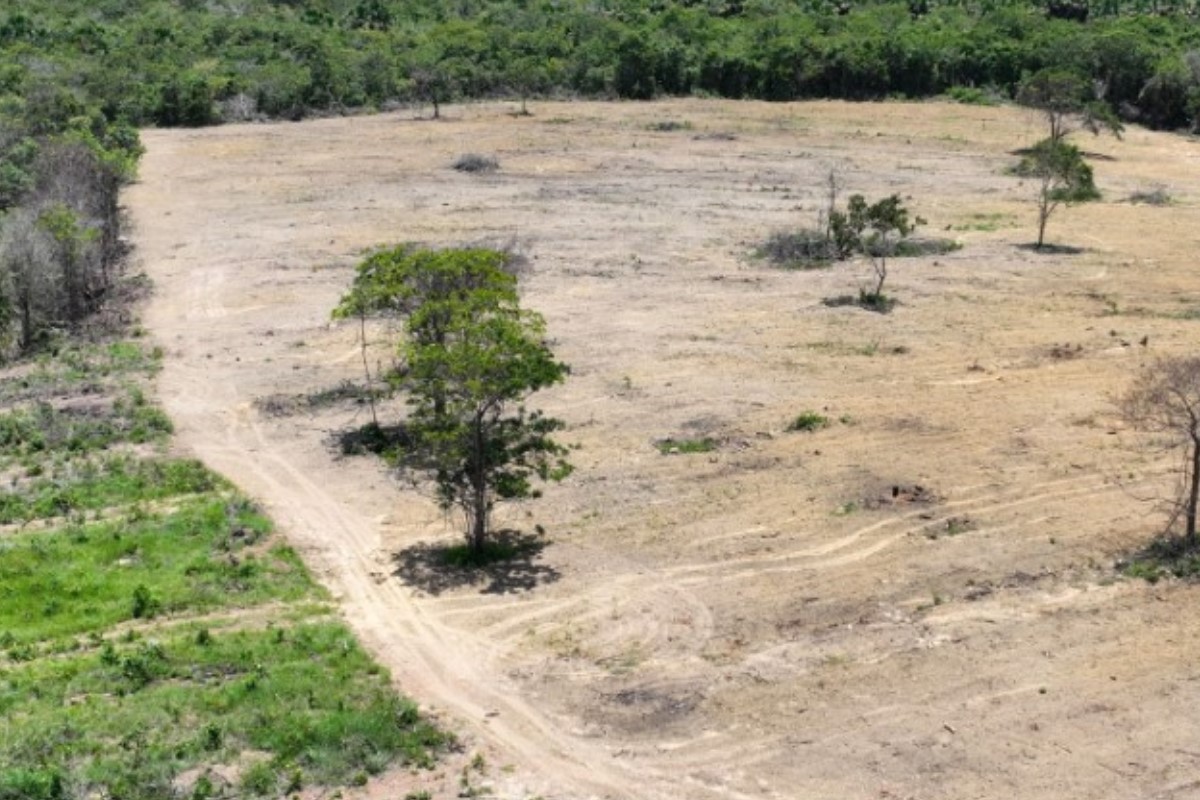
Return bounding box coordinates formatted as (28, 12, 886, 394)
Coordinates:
(128, 98, 1200, 800)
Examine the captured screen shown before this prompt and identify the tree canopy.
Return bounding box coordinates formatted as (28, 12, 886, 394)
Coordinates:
(334, 246, 571, 553)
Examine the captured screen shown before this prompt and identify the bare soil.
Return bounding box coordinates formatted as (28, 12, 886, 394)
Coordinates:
(126, 99, 1200, 800)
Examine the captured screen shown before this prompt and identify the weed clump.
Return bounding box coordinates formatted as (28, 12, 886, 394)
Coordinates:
(787, 411, 830, 432)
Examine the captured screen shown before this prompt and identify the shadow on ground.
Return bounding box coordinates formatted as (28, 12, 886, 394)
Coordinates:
(1017, 242, 1086, 255)
(392, 530, 561, 595)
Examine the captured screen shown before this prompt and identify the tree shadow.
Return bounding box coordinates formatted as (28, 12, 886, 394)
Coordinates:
(1008, 147, 1116, 161)
(391, 529, 561, 596)
(1016, 242, 1086, 255)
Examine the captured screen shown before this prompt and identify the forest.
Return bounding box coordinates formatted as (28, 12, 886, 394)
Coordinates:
(1, 0, 1200, 356)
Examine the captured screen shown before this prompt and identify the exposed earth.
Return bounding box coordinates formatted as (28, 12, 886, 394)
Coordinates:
(126, 98, 1200, 799)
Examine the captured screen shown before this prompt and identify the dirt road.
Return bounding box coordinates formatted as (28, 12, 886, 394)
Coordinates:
(128, 99, 1200, 799)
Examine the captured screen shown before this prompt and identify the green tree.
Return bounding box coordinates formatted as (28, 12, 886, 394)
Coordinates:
(830, 193, 921, 308)
(1016, 68, 1124, 143)
(1018, 138, 1100, 250)
(403, 301, 572, 553)
(334, 246, 568, 553)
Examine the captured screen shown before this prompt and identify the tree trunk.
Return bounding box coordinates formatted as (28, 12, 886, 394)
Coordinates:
(468, 414, 489, 552)
(1188, 434, 1200, 547)
(358, 311, 377, 427)
(1036, 197, 1049, 249)
(19, 290, 32, 352)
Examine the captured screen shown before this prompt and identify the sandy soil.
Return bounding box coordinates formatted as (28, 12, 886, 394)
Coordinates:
(126, 98, 1200, 799)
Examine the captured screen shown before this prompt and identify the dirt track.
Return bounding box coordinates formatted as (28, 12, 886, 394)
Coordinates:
(128, 99, 1200, 799)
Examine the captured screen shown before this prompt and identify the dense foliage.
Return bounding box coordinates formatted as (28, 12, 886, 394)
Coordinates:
(0, 0, 1199, 128)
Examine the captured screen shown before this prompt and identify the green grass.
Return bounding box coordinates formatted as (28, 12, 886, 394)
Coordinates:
(0, 338, 448, 797)
(0, 622, 447, 799)
(0, 498, 312, 647)
(656, 437, 717, 455)
(0, 342, 163, 403)
(0, 456, 220, 524)
(0, 394, 173, 466)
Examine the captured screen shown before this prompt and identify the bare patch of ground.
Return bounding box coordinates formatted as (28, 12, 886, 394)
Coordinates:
(127, 98, 1200, 799)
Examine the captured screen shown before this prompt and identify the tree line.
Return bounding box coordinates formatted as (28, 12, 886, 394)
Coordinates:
(1, 0, 1200, 129)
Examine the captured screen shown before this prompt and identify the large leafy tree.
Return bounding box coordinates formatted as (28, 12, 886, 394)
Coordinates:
(404, 300, 572, 552)
(335, 246, 570, 553)
(1016, 69, 1124, 144)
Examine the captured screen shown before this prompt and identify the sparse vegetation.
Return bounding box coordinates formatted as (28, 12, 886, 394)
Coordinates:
(1127, 186, 1173, 205)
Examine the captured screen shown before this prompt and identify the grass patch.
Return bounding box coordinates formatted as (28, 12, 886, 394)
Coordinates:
(645, 119, 692, 132)
(0, 336, 449, 796)
(0, 393, 173, 466)
(0, 342, 163, 405)
(787, 411, 829, 432)
(0, 622, 447, 798)
(0, 456, 221, 524)
(951, 212, 1016, 232)
(0, 497, 313, 646)
(823, 290, 896, 314)
(1122, 534, 1200, 583)
(655, 437, 717, 455)
(891, 236, 961, 257)
(438, 535, 543, 568)
(256, 379, 385, 417)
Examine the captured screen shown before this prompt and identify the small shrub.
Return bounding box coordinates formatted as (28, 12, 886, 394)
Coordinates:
(857, 289, 895, 313)
(787, 412, 829, 432)
(451, 154, 499, 173)
(645, 119, 692, 131)
(202, 724, 223, 752)
(239, 761, 277, 796)
(130, 584, 159, 619)
(757, 229, 839, 268)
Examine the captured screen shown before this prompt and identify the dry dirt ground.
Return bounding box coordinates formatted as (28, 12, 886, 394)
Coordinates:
(126, 99, 1200, 800)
